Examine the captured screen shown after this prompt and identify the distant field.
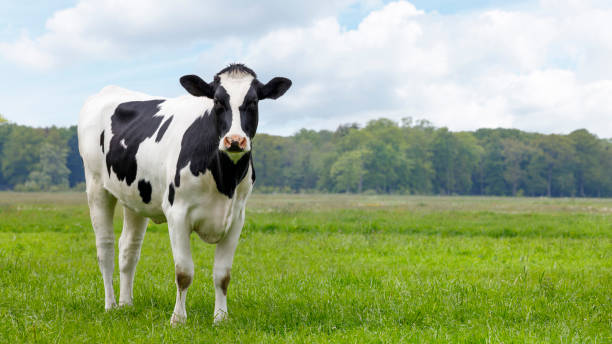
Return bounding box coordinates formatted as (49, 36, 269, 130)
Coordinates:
(0, 192, 610, 343)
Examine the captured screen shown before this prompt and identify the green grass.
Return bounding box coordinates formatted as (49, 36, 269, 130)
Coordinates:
(0, 193, 610, 343)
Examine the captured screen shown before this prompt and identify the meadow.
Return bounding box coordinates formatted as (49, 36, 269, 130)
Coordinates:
(0, 192, 610, 343)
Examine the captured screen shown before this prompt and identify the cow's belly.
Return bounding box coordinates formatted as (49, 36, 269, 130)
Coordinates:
(102, 177, 167, 222)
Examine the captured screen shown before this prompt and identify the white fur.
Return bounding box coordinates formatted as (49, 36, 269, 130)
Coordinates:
(78, 76, 254, 324)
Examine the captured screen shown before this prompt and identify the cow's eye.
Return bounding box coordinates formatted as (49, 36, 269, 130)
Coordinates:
(214, 99, 225, 109)
(247, 101, 257, 109)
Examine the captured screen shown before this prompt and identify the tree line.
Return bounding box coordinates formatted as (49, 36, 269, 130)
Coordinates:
(1, 116, 611, 197)
(251, 118, 612, 197)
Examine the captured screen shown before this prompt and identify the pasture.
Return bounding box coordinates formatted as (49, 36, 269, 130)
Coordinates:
(0, 192, 610, 343)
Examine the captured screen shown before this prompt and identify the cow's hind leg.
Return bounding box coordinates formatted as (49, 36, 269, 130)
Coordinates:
(86, 178, 118, 310)
(118, 206, 148, 306)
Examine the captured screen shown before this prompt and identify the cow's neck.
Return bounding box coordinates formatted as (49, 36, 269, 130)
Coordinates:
(174, 112, 252, 198)
(208, 151, 252, 198)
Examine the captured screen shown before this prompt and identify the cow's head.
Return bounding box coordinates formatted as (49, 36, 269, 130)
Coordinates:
(179, 64, 291, 162)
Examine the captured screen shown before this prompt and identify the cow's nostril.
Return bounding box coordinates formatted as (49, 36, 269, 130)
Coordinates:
(223, 137, 232, 148)
(239, 137, 247, 149)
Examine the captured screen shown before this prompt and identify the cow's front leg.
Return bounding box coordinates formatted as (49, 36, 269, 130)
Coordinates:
(213, 211, 244, 323)
(168, 215, 193, 325)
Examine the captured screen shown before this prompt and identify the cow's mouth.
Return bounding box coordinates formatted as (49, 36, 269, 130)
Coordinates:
(226, 145, 244, 153)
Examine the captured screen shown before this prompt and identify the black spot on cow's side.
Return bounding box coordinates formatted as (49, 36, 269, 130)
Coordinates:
(155, 116, 173, 142)
(168, 183, 175, 205)
(138, 179, 152, 204)
(100, 130, 105, 153)
(174, 112, 251, 198)
(106, 99, 165, 185)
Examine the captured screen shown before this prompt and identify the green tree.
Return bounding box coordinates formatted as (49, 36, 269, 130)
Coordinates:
(252, 134, 291, 192)
(569, 129, 601, 197)
(432, 129, 481, 194)
(360, 119, 411, 193)
(473, 129, 523, 195)
(402, 118, 435, 194)
(330, 149, 367, 193)
(533, 134, 575, 197)
(1, 125, 44, 186)
(500, 138, 532, 196)
(66, 128, 85, 187)
(16, 142, 70, 191)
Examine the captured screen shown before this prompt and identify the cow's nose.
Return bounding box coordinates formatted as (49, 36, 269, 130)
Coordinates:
(223, 135, 247, 152)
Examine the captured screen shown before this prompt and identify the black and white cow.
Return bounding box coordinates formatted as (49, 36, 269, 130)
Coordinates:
(78, 64, 291, 324)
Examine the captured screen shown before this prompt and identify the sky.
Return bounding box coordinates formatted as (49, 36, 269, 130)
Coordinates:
(1, 0, 611, 137)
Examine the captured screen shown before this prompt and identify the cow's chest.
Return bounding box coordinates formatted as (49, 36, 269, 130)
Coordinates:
(174, 166, 252, 244)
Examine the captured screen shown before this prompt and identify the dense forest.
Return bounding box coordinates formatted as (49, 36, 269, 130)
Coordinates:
(1, 114, 612, 197)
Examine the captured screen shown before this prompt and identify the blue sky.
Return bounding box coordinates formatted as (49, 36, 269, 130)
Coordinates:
(1, 1, 611, 137)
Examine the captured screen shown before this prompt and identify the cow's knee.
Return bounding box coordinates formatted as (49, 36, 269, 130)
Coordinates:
(118, 234, 140, 269)
(175, 265, 193, 291)
(95, 239, 114, 260)
(214, 268, 231, 295)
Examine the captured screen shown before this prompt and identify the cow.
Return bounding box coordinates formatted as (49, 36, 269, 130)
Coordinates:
(78, 64, 291, 324)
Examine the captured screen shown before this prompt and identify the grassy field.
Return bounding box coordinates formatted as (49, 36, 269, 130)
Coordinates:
(0, 192, 610, 343)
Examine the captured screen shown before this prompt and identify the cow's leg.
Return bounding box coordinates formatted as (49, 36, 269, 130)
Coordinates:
(168, 214, 193, 325)
(118, 206, 148, 306)
(86, 179, 118, 310)
(212, 209, 245, 323)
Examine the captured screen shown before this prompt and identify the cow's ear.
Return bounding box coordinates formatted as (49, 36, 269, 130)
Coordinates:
(180, 75, 215, 98)
(258, 77, 292, 100)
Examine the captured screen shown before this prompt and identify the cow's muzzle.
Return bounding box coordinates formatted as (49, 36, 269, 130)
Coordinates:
(223, 135, 248, 152)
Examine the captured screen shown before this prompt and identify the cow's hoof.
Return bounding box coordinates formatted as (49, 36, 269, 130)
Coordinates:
(104, 302, 117, 311)
(170, 312, 186, 326)
(213, 310, 228, 325)
(118, 301, 133, 307)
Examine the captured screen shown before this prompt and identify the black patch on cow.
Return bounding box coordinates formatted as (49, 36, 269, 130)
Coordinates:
(100, 130, 105, 153)
(174, 110, 220, 188)
(168, 183, 175, 205)
(239, 81, 259, 138)
(106, 99, 165, 186)
(250, 159, 256, 183)
(174, 110, 252, 198)
(180, 75, 215, 98)
(155, 116, 173, 142)
(210, 152, 251, 198)
(138, 179, 152, 204)
(213, 87, 231, 132)
(257, 77, 292, 100)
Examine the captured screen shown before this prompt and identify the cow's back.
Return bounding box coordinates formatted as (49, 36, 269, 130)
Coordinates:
(78, 86, 173, 219)
(78, 86, 156, 177)
(78, 86, 222, 222)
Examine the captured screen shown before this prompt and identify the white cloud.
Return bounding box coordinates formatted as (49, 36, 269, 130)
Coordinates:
(2, 0, 612, 137)
(0, 33, 58, 69)
(207, 0, 612, 136)
(0, 0, 361, 69)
